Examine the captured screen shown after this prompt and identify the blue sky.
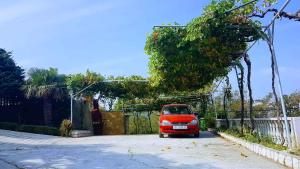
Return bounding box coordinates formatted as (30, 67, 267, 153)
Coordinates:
(0, 0, 299, 98)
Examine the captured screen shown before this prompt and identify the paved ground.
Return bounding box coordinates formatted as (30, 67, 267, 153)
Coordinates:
(0, 130, 287, 169)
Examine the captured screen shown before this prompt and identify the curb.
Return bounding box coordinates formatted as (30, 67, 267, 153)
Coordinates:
(218, 132, 300, 169)
(71, 130, 93, 138)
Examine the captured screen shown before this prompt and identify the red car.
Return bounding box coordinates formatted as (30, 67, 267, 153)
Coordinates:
(159, 104, 200, 138)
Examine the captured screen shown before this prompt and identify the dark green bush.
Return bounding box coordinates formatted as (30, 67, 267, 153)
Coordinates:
(18, 125, 59, 136)
(0, 122, 59, 136)
(203, 114, 216, 129)
(200, 113, 216, 131)
(216, 125, 227, 132)
(0, 122, 18, 131)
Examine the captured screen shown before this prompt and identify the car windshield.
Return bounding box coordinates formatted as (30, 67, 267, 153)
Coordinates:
(163, 106, 192, 115)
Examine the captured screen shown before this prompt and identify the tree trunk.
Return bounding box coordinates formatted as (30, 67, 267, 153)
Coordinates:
(244, 53, 255, 133)
(148, 111, 153, 133)
(267, 41, 285, 145)
(224, 76, 231, 128)
(202, 95, 208, 115)
(43, 96, 52, 126)
(235, 65, 245, 135)
(211, 94, 217, 119)
(223, 90, 229, 128)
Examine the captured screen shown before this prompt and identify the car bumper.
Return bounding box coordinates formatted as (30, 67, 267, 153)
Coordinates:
(160, 125, 199, 135)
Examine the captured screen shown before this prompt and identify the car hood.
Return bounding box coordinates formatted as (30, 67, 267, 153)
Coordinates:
(160, 114, 197, 123)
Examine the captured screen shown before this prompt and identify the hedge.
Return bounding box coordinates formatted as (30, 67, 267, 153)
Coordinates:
(0, 122, 59, 136)
(0, 122, 19, 131)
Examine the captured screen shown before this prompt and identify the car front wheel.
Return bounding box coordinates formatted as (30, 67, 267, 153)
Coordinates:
(194, 132, 199, 138)
(159, 132, 164, 138)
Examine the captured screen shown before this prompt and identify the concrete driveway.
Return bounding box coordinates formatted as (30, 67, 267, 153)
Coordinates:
(0, 129, 286, 169)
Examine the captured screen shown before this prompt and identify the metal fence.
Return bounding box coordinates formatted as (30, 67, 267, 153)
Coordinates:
(0, 97, 69, 127)
(216, 117, 300, 148)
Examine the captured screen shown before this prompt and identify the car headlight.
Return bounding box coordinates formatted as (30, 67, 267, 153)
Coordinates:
(189, 119, 198, 125)
(161, 120, 172, 126)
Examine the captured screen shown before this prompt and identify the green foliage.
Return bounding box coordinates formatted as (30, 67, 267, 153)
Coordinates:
(284, 91, 300, 116)
(223, 129, 287, 151)
(67, 70, 104, 97)
(200, 112, 217, 131)
(0, 122, 19, 130)
(204, 113, 216, 128)
(59, 119, 72, 137)
(290, 149, 300, 156)
(144, 0, 266, 92)
(67, 72, 151, 111)
(24, 67, 69, 125)
(200, 119, 207, 131)
(127, 112, 159, 134)
(120, 86, 215, 114)
(213, 90, 300, 118)
(18, 125, 59, 136)
(0, 49, 24, 98)
(27, 68, 64, 86)
(115, 75, 152, 99)
(24, 67, 67, 99)
(99, 76, 151, 111)
(0, 122, 59, 136)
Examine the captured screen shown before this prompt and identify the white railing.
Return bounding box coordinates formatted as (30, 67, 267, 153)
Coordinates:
(216, 117, 300, 148)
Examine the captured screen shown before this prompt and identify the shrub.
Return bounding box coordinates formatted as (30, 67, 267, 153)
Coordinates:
(224, 128, 241, 137)
(0, 122, 59, 136)
(200, 119, 207, 131)
(127, 112, 159, 134)
(204, 114, 216, 129)
(290, 149, 300, 156)
(0, 122, 18, 131)
(243, 132, 260, 143)
(223, 129, 287, 151)
(59, 119, 72, 137)
(18, 125, 59, 136)
(216, 125, 227, 132)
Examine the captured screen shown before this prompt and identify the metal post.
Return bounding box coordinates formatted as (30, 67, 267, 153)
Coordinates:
(70, 90, 73, 123)
(267, 27, 292, 148)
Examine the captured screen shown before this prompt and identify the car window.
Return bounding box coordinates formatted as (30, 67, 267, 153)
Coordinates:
(163, 106, 192, 115)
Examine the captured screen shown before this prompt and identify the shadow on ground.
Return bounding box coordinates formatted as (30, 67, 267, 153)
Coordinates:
(0, 129, 61, 140)
(166, 131, 217, 139)
(0, 132, 220, 169)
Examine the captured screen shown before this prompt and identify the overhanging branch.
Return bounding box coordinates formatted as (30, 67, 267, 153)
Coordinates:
(249, 9, 300, 21)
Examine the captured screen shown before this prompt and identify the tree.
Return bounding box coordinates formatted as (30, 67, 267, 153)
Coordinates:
(0, 49, 24, 98)
(144, 0, 263, 93)
(144, 0, 290, 136)
(284, 92, 300, 116)
(24, 68, 67, 126)
(67, 70, 104, 99)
